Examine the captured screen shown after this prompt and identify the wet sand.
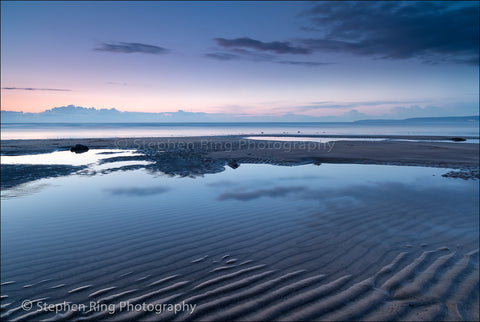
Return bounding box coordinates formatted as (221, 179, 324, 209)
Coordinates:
(2, 136, 479, 189)
(1, 135, 479, 169)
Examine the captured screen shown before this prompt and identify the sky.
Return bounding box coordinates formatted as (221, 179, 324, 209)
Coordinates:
(1, 1, 479, 121)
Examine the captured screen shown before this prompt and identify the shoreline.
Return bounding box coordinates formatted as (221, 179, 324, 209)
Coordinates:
(2, 136, 479, 189)
(1, 135, 479, 168)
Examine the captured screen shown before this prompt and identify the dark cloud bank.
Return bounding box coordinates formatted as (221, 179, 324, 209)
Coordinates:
(209, 2, 478, 66)
(300, 1, 479, 64)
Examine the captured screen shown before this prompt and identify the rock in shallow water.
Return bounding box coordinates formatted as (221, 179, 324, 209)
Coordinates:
(441, 169, 479, 180)
(70, 144, 89, 153)
(449, 137, 466, 142)
(227, 160, 240, 169)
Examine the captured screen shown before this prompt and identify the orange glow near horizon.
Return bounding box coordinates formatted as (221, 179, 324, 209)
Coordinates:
(0, 90, 226, 114)
(1, 89, 342, 116)
(2, 90, 473, 119)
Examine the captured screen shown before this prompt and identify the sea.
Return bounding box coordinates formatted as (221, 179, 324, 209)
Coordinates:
(1, 121, 479, 139)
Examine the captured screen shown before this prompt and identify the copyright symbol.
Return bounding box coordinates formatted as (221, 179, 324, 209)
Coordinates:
(115, 138, 128, 148)
(22, 300, 33, 311)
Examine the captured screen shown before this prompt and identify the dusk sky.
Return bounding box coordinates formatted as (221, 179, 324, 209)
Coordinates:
(1, 1, 479, 120)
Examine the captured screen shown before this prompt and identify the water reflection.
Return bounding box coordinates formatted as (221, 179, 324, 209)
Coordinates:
(245, 136, 385, 143)
(106, 186, 171, 197)
(1, 147, 477, 195)
(0, 149, 152, 190)
(1, 163, 478, 321)
(245, 136, 480, 144)
(0, 164, 86, 190)
(218, 186, 308, 201)
(0, 149, 141, 166)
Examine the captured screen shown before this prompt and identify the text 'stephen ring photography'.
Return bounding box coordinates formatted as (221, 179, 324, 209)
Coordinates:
(1, 1, 478, 322)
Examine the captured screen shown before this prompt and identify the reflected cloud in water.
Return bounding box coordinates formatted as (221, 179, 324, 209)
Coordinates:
(105, 186, 171, 196)
(218, 186, 308, 201)
(216, 181, 478, 208)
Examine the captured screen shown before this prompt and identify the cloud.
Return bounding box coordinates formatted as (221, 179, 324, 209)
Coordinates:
(385, 105, 451, 118)
(214, 37, 312, 54)
(299, 2, 479, 65)
(2, 87, 71, 91)
(205, 50, 274, 62)
(106, 81, 127, 86)
(205, 51, 331, 67)
(375, 102, 478, 119)
(278, 60, 333, 67)
(342, 109, 367, 120)
(94, 42, 169, 55)
(204, 52, 239, 61)
(106, 186, 170, 196)
(207, 3, 478, 66)
(298, 100, 424, 110)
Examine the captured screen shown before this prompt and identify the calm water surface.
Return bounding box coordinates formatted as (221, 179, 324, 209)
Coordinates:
(1, 158, 478, 320)
(2, 122, 479, 139)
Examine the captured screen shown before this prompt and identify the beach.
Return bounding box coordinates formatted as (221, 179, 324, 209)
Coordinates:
(1, 135, 479, 321)
(1, 135, 479, 188)
(2, 135, 479, 163)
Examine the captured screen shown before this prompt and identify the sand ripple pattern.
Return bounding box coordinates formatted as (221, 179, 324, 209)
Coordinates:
(1, 176, 478, 321)
(1, 247, 478, 321)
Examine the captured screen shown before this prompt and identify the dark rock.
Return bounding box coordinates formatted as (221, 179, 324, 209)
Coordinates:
(70, 144, 89, 153)
(450, 137, 466, 142)
(227, 160, 240, 169)
(441, 169, 479, 180)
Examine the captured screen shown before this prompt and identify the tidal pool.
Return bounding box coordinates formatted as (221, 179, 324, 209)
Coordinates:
(1, 161, 478, 321)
